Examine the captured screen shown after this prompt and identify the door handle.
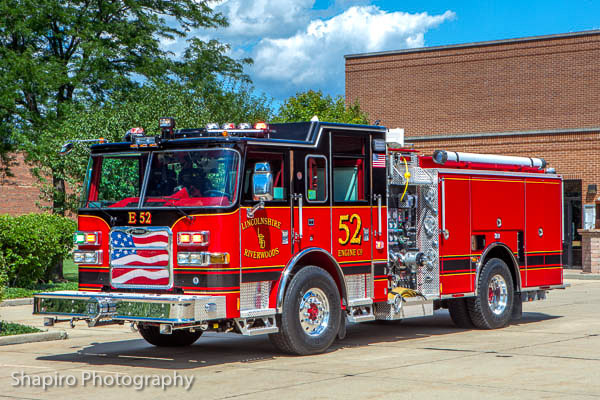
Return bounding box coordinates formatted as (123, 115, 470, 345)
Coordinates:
(293, 193, 303, 239)
(374, 194, 382, 237)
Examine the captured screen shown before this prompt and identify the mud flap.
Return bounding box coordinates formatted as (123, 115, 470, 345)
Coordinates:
(337, 311, 347, 340)
(512, 292, 523, 320)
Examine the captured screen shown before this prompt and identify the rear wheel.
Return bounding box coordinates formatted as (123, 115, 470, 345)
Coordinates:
(269, 266, 341, 355)
(467, 258, 514, 329)
(448, 298, 474, 328)
(138, 324, 202, 347)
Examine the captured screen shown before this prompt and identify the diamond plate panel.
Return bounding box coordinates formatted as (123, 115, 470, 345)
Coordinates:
(346, 274, 368, 300)
(240, 281, 271, 311)
(415, 173, 440, 297)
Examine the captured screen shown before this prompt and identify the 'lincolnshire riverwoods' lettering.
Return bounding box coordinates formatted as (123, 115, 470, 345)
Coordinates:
(242, 217, 282, 259)
(241, 217, 281, 231)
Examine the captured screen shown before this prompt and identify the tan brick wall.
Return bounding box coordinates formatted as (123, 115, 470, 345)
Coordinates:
(0, 153, 49, 215)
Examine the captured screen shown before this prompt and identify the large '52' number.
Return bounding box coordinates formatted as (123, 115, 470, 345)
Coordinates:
(338, 214, 362, 245)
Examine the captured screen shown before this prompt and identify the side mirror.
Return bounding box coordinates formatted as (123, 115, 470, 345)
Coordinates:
(59, 142, 74, 156)
(252, 162, 274, 201)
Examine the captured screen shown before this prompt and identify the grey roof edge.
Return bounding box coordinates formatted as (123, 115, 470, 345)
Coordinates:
(406, 127, 600, 142)
(345, 29, 600, 60)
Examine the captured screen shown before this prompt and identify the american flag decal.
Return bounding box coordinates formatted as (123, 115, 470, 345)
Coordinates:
(110, 229, 170, 287)
(372, 153, 386, 168)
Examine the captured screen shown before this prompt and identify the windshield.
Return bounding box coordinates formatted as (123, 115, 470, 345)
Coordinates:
(83, 149, 240, 209)
(142, 149, 240, 208)
(83, 153, 149, 208)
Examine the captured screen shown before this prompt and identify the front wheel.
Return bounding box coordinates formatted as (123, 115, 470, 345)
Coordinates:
(269, 266, 341, 355)
(138, 324, 202, 347)
(467, 258, 514, 329)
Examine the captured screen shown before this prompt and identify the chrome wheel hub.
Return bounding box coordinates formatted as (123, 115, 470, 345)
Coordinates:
(299, 288, 330, 337)
(488, 274, 508, 315)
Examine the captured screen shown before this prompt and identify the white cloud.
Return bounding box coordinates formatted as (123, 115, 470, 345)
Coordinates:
(250, 6, 455, 98)
(213, 0, 316, 44)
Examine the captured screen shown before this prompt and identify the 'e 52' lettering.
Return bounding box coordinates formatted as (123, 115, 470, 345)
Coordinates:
(128, 211, 152, 225)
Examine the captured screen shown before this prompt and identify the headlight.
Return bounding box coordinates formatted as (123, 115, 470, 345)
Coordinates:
(177, 252, 229, 266)
(73, 250, 101, 265)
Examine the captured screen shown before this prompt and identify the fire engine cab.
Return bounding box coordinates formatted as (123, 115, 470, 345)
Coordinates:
(34, 119, 567, 355)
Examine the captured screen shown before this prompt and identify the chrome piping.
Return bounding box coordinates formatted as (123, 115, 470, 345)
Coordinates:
(276, 247, 348, 313)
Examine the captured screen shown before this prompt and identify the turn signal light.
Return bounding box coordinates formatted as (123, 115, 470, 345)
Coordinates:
(74, 231, 101, 245)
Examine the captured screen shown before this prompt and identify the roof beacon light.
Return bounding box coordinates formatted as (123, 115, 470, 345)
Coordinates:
(206, 123, 219, 130)
(254, 122, 268, 130)
(159, 117, 175, 138)
(238, 122, 251, 129)
(221, 122, 236, 130)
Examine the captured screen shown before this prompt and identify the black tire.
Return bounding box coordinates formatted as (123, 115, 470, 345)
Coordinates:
(467, 258, 514, 329)
(138, 324, 202, 347)
(448, 298, 474, 329)
(269, 266, 341, 355)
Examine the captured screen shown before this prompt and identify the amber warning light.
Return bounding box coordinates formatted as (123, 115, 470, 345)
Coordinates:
(178, 231, 210, 246)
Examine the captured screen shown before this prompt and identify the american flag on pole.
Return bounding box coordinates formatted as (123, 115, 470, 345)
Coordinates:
(110, 230, 170, 286)
(372, 153, 386, 168)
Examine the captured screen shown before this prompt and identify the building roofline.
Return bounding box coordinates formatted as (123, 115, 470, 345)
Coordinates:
(406, 127, 600, 142)
(344, 29, 600, 60)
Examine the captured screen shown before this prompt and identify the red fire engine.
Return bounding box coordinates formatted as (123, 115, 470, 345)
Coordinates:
(34, 119, 566, 355)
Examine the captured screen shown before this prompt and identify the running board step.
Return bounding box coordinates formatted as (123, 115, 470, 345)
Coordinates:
(347, 304, 375, 323)
(235, 315, 278, 336)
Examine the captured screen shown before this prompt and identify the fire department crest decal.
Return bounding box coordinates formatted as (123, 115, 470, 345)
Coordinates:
(242, 217, 281, 259)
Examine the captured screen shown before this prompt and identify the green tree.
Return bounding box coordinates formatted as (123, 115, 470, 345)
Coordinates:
(0, 0, 249, 215)
(54, 80, 272, 213)
(274, 90, 370, 124)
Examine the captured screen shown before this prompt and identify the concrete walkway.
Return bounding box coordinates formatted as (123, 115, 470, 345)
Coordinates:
(0, 278, 598, 399)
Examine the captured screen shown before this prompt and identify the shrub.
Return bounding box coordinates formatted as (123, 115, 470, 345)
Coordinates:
(0, 214, 76, 287)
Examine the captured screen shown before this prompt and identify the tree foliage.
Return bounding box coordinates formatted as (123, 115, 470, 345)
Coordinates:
(50, 80, 272, 213)
(0, 0, 251, 214)
(274, 90, 370, 124)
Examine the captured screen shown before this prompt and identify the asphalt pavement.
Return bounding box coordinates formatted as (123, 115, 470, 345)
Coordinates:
(0, 278, 599, 399)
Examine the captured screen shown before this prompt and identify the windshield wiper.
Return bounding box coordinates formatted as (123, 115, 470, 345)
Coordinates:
(87, 202, 117, 226)
(160, 198, 195, 221)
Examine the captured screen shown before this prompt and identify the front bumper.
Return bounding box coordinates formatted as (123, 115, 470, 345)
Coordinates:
(33, 291, 226, 325)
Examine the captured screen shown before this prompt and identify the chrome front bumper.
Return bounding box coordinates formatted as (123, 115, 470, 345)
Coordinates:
(33, 291, 227, 325)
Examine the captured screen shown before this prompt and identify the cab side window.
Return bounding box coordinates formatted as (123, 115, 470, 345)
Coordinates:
(332, 135, 367, 203)
(243, 152, 287, 202)
(305, 155, 327, 202)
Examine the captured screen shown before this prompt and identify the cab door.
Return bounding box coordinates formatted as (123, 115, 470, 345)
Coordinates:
(240, 150, 292, 289)
(292, 152, 331, 252)
(330, 133, 372, 279)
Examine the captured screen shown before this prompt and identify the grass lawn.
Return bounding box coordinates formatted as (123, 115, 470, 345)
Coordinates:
(63, 258, 78, 282)
(2, 258, 78, 300)
(0, 321, 42, 336)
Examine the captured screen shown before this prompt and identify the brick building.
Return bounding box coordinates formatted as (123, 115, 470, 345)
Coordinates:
(346, 30, 600, 267)
(0, 153, 49, 215)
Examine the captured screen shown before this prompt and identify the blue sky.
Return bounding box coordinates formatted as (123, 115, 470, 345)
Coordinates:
(162, 0, 600, 102)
